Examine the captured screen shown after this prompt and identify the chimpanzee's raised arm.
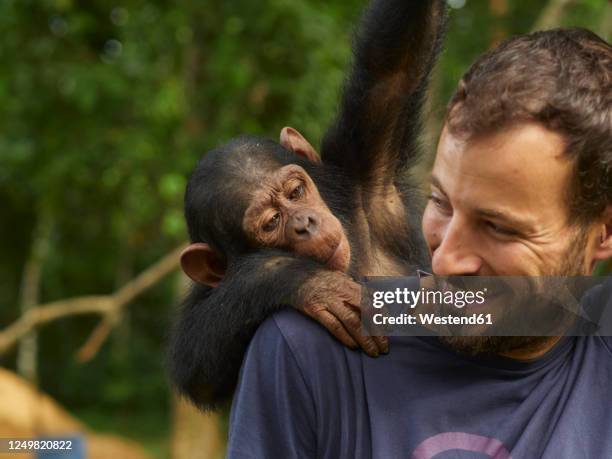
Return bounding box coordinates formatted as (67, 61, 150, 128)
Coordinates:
(321, 0, 447, 184)
(168, 249, 380, 410)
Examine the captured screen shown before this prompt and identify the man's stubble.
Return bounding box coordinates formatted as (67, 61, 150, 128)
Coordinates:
(438, 229, 589, 358)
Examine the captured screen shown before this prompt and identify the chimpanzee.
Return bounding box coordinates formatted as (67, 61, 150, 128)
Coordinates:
(169, 0, 447, 410)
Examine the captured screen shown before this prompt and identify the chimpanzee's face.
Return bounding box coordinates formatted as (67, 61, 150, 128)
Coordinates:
(243, 164, 351, 272)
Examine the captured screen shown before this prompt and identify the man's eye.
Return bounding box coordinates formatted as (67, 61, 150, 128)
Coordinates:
(428, 194, 449, 212)
(263, 213, 280, 232)
(428, 194, 442, 206)
(486, 221, 517, 236)
(289, 184, 304, 201)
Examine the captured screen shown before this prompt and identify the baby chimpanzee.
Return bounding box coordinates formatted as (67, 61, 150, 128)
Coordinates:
(169, 0, 447, 410)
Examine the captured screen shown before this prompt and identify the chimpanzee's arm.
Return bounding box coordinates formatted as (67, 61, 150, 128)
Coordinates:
(321, 0, 447, 184)
(168, 249, 379, 411)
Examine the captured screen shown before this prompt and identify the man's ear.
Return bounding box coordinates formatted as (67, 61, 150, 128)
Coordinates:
(180, 243, 227, 288)
(592, 206, 612, 264)
(280, 126, 321, 164)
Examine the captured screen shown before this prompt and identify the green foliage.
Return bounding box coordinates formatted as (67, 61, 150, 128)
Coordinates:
(0, 0, 607, 453)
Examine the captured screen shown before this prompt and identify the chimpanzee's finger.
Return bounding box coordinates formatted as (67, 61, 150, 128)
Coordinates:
(312, 310, 359, 350)
(346, 301, 388, 353)
(327, 302, 380, 357)
(372, 335, 389, 354)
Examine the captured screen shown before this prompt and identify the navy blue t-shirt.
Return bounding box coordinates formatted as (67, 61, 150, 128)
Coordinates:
(228, 281, 612, 459)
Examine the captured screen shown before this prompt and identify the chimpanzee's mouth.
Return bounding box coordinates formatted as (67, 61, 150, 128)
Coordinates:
(325, 236, 349, 272)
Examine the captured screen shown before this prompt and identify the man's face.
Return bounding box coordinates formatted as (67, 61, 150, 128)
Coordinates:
(422, 122, 602, 356)
(423, 122, 595, 278)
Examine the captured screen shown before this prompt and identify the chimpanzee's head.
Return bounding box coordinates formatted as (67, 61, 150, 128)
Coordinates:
(181, 128, 351, 287)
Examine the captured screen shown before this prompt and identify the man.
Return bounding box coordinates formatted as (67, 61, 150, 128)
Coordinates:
(227, 29, 612, 458)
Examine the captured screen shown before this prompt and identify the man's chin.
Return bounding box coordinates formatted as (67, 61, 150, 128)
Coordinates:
(438, 336, 553, 358)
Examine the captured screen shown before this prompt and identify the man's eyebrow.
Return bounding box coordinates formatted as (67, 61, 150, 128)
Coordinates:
(475, 208, 529, 228)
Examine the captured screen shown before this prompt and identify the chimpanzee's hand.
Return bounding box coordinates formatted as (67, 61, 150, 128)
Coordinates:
(296, 271, 389, 357)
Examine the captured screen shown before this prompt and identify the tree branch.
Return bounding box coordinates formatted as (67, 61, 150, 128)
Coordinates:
(75, 312, 120, 363)
(0, 245, 185, 357)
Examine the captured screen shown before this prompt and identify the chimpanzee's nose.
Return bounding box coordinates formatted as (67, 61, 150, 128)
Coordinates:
(290, 211, 318, 237)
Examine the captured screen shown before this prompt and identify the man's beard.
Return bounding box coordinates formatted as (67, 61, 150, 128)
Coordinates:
(439, 229, 589, 357)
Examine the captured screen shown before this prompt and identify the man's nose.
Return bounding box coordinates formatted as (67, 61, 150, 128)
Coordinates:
(431, 219, 482, 276)
(289, 211, 319, 237)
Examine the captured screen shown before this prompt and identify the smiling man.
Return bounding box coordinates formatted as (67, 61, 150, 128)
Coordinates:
(227, 29, 612, 459)
(423, 29, 611, 360)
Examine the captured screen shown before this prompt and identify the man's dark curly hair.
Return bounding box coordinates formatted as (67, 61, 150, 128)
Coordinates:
(446, 28, 611, 226)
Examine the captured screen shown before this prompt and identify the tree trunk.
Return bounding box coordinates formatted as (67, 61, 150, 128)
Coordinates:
(489, 0, 509, 47)
(17, 209, 53, 384)
(531, 0, 573, 32)
(598, 3, 611, 41)
(171, 393, 224, 459)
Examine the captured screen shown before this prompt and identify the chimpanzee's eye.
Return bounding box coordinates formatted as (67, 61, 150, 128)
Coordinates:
(289, 184, 304, 201)
(263, 213, 280, 232)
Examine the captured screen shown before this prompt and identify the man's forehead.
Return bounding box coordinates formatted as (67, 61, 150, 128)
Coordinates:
(433, 123, 574, 222)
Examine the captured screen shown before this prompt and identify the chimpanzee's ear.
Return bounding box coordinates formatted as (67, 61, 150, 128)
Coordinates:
(180, 243, 227, 288)
(280, 126, 321, 164)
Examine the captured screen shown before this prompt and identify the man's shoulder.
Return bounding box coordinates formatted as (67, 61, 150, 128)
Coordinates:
(251, 309, 354, 374)
(257, 308, 344, 353)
